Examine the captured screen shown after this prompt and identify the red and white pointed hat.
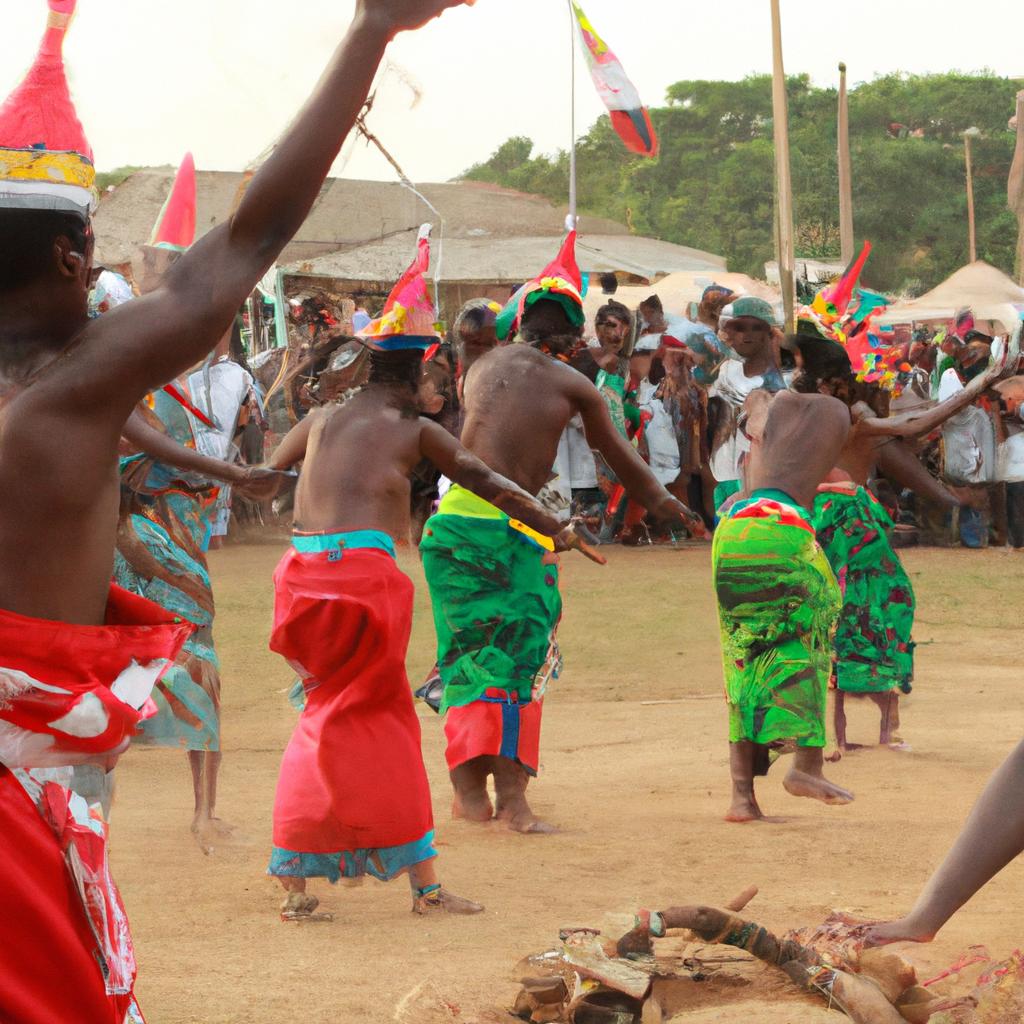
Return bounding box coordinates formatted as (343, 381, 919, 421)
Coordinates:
(149, 152, 197, 250)
(0, 0, 96, 219)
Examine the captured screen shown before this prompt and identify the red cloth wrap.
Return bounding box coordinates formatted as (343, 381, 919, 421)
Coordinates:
(444, 692, 544, 776)
(0, 585, 193, 757)
(0, 767, 134, 1024)
(270, 547, 434, 854)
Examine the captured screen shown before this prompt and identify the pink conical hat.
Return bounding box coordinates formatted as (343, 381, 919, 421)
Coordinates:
(149, 153, 197, 250)
(358, 225, 441, 351)
(0, 0, 96, 218)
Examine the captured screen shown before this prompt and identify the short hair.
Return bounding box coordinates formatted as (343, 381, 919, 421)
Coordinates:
(367, 348, 423, 391)
(519, 298, 582, 353)
(0, 209, 89, 293)
(599, 273, 618, 295)
(790, 331, 853, 392)
(452, 298, 499, 339)
(639, 294, 663, 314)
(596, 301, 632, 326)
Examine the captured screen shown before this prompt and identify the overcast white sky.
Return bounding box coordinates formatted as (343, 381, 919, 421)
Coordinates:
(1, 1, 1020, 184)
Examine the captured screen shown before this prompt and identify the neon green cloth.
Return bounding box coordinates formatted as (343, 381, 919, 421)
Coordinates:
(812, 485, 915, 694)
(421, 487, 562, 712)
(713, 492, 841, 748)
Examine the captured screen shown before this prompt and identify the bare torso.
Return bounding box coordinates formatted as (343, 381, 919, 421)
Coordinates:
(460, 346, 584, 495)
(292, 391, 428, 541)
(0, 370, 123, 625)
(834, 404, 890, 485)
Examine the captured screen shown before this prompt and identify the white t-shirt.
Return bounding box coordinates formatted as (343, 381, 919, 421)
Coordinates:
(186, 359, 254, 462)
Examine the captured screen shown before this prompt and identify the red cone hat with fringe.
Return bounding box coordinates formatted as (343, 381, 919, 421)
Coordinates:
(149, 152, 197, 251)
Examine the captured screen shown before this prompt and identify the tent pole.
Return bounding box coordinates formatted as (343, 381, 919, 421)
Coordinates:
(567, 0, 578, 229)
(770, 0, 796, 332)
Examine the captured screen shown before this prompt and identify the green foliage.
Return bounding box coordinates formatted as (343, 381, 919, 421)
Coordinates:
(462, 72, 1022, 292)
(95, 165, 152, 192)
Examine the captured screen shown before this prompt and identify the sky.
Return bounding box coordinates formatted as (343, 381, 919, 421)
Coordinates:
(1, 0, 1020, 185)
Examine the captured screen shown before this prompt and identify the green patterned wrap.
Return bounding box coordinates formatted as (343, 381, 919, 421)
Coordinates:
(713, 490, 841, 748)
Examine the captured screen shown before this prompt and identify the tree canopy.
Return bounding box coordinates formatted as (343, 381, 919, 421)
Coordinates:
(462, 72, 1022, 292)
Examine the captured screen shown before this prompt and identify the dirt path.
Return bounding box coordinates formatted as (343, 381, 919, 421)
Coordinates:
(111, 542, 1024, 1022)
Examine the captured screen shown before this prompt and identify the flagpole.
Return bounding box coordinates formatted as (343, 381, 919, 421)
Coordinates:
(770, 0, 796, 332)
(567, 0, 578, 229)
(837, 62, 854, 266)
(1011, 91, 1024, 285)
(964, 127, 979, 263)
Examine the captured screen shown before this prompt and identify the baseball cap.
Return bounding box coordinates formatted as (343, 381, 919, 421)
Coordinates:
(720, 296, 777, 327)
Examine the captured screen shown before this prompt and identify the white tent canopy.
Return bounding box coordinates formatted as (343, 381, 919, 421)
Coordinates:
(879, 261, 1024, 330)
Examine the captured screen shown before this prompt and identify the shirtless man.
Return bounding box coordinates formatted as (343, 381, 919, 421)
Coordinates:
(265, 242, 601, 915)
(714, 389, 853, 822)
(421, 252, 707, 833)
(0, 1, 469, 1018)
(792, 331, 1011, 751)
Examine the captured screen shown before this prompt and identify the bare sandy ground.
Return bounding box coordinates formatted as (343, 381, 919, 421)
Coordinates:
(110, 542, 1024, 1023)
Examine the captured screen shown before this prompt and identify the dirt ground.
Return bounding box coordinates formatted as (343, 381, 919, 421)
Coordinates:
(111, 541, 1024, 1023)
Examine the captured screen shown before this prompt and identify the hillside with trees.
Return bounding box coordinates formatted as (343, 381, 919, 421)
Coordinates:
(461, 73, 1022, 293)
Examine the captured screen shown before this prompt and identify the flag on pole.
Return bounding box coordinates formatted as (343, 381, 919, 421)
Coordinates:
(570, 1, 658, 158)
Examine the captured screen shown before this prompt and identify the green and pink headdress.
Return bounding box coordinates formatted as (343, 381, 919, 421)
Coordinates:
(358, 225, 441, 352)
(797, 241, 907, 392)
(0, 0, 96, 220)
(149, 152, 197, 251)
(496, 230, 586, 342)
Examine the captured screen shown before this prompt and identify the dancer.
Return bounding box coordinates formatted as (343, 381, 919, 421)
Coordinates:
(266, 231, 600, 918)
(714, 389, 854, 822)
(793, 321, 1012, 751)
(0, 0, 471, 1018)
(421, 232, 706, 834)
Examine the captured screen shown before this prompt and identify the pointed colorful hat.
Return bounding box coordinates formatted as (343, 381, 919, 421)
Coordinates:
(797, 241, 906, 393)
(0, 0, 96, 219)
(358, 225, 441, 351)
(496, 230, 586, 342)
(149, 152, 197, 250)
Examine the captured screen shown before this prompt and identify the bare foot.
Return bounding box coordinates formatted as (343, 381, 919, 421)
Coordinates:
(451, 791, 494, 823)
(412, 888, 484, 916)
(783, 768, 854, 806)
(191, 814, 237, 855)
(840, 742, 868, 752)
(862, 917, 935, 948)
(502, 809, 559, 834)
(280, 892, 334, 922)
(725, 793, 764, 822)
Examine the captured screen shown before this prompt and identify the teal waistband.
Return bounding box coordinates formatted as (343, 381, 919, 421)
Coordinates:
(291, 530, 396, 559)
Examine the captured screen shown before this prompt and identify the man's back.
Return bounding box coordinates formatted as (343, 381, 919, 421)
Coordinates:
(293, 391, 425, 541)
(460, 345, 582, 496)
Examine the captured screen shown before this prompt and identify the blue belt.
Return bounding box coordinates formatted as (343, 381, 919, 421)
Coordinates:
(291, 529, 396, 560)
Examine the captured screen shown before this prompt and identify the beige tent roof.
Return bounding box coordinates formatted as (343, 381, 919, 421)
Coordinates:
(281, 230, 725, 287)
(92, 169, 634, 267)
(879, 261, 1024, 327)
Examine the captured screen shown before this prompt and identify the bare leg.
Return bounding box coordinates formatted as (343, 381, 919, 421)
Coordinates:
(835, 691, 866, 751)
(408, 859, 484, 915)
(726, 741, 764, 822)
(869, 692, 902, 746)
(189, 750, 232, 852)
(450, 756, 494, 822)
(783, 747, 854, 806)
(867, 738, 1024, 946)
(493, 757, 557, 834)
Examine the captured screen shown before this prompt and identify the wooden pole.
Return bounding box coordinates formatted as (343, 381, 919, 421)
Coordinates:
(965, 131, 978, 264)
(770, 0, 796, 332)
(837, 62, 854, 266)
(1008, 91, 1024, 284)
(567, 0, 579, 229)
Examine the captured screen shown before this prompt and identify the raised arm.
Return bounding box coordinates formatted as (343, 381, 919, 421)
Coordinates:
(419, 420, 603, 562)
(123, 410, 287, 501)
(63, 0, 468, 419)
(859, 361, 1002, 440)
(575, 380, 707, 536)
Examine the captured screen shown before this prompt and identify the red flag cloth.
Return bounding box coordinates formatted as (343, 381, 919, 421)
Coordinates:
(149, 152, 197, 250)
(269, 543, 434, 855)
(0, 768, 136, 1024)
(444, 692, 544, 776)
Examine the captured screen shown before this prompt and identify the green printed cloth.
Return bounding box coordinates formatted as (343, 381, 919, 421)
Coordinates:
(420, 486, 562, 713)
(813, 484, 915, 694)
(713, 489, 841, 748)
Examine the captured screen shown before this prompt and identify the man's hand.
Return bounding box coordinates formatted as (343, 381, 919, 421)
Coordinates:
(652, 496, 709, 540)
(554, 524, 607, 565)
(233, 467, 295, 502)
(358, 0, 472, 37)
